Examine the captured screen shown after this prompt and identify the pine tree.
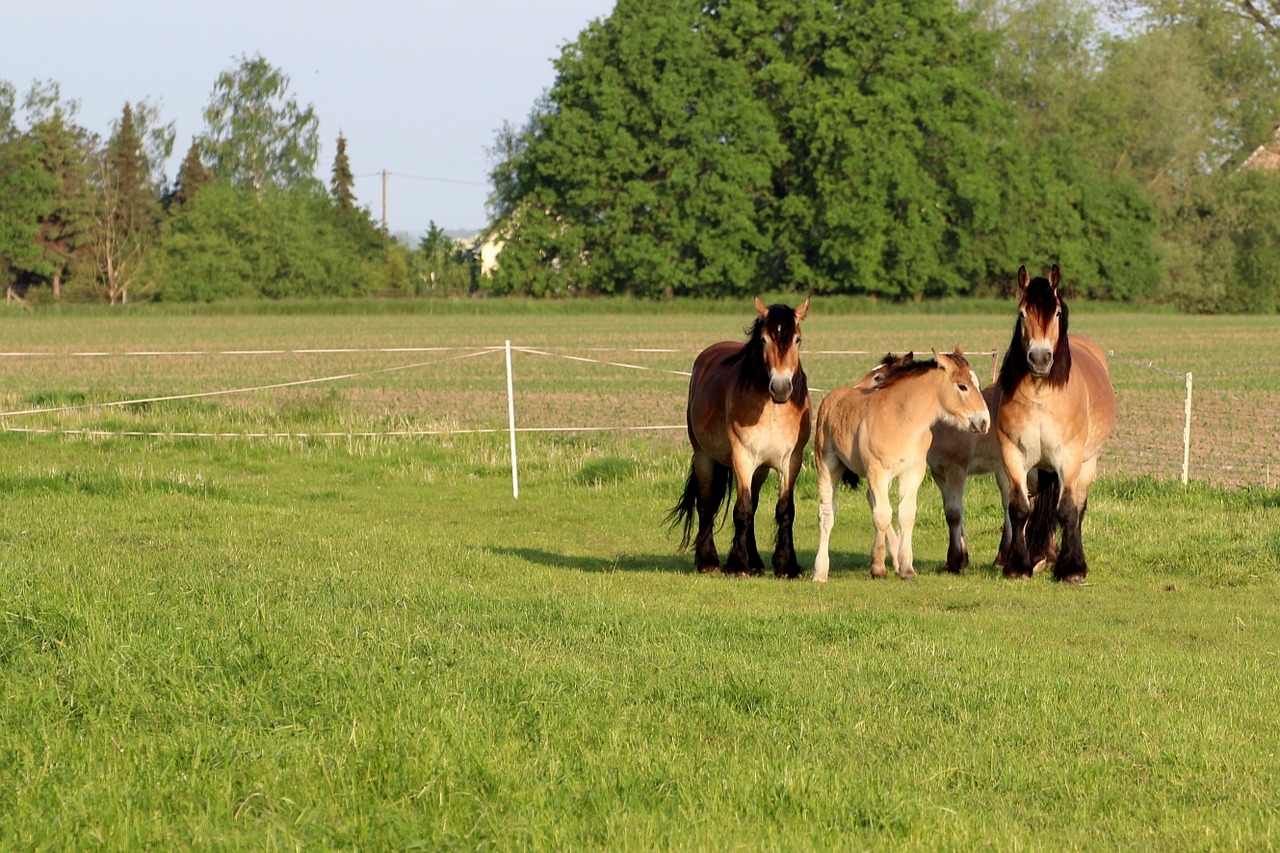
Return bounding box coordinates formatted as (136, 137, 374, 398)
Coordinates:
(169, 139, 211, 210)
(92, 101, 162, 303)
(330, 131, 356, 215)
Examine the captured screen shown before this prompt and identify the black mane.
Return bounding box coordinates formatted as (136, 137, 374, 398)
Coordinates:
(998, 275, 1072, 396)
(728, 303, 807, 402)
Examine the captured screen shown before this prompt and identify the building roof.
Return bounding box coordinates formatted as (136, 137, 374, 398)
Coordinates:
(1241, 124, 1280, 171)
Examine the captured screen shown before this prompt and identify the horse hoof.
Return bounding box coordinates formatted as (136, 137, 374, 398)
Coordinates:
(1031, 558, 1049, 574)
(698, 565, 721, 575)
(1057, 573, 1086, 586)
(1002, 568, 1033, 580)
(898, 571, 917, 581)
(870, 568, 888, 580)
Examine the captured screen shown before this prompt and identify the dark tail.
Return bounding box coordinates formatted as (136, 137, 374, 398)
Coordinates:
(1026, 469, 1060, 566)
(840, 469, 861, 490)
(666, 463, 731, 551)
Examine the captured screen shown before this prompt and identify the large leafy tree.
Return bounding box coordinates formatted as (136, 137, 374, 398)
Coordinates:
(1097, 0, 1280, 309)
(198, 52, 320, 194)
(25, 80, 96, 299)
(0, 80, 58, 300)
(489, 0, 1012, 298)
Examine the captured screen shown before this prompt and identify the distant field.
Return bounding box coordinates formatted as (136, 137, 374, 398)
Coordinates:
(2, 305, 1277, 485)
(1, 303, 1278, 848)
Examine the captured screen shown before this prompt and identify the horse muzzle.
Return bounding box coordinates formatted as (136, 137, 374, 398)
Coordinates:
(769, 373, 794, 404)
(1026, 346, 1053, 377)
(969, 412, 990, 434)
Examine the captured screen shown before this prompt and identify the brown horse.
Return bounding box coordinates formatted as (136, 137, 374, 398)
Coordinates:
(668, 297, 811, 577)
(997, 264, 1115, 583)
(929, 384, 1061, 573)
(812, 349, 990, 581)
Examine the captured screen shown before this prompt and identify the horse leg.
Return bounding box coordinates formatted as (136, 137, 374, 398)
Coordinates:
(813, 446, 841, 583)
(747, 468, 769, 574)
(1053, 457, 1093, 584)
(772, 445, 805, 579)
(692, 453, 727, 573)
(994, 467, 1013, 568)
(894, 465, 927, 580)
(725, 458, 758, 577)
(1001, 445, 1035, 579)
(934, 463, 969, 573)
(866, 470, 893, 579)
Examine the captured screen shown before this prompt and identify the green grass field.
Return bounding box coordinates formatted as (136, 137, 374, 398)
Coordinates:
(1, 302, 1278, 849)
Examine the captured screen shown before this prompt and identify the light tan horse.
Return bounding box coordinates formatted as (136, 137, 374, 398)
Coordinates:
(668, 297, 811, 577)
(997, 264, 1115, 583)
(813, 349, 990, 581)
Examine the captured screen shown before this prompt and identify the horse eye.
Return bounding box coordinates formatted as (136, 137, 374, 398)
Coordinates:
(958, 384, 969, 392)
(796, 336, 803, 346)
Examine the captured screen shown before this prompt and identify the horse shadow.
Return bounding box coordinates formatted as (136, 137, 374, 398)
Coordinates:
(492, 545, 889, 579)
(489, 547, 690, 575)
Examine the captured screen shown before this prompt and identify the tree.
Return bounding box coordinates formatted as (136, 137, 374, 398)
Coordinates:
(197, 53, 320, 194)
(489, 0, 1014, 298)
(411, 221, 473, 295)
(330, 131, 356, 214)
(0, 80, 58, 300)
(89, 102, 163, 303)
(168, 138, 212, 210)
(25, 80, 96, 299)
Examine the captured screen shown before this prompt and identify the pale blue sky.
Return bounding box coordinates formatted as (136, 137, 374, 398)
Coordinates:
(1, 0, 617, 236)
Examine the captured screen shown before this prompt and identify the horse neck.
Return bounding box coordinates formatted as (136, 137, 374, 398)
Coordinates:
(880, 369, 952, 436)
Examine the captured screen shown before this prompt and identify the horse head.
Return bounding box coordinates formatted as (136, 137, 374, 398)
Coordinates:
(933, 347, 990, 434)
(753, 295, 809, 404)
(1016, 264, 1070, 379)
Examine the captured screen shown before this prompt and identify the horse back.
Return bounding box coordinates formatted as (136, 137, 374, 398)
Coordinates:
(1067, 335, 1116, 451)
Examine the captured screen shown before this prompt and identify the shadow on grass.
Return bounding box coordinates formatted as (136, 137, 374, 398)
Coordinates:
(491, 547, 690, 574)
(493, 546, 888, 579)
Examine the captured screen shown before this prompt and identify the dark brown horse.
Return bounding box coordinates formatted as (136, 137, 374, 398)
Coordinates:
(997, 265, 1115, 583)
(669, 297, 811, 577)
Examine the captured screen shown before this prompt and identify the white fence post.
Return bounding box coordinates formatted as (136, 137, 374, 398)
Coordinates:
(506, 340, 519, 499)
(1182, 371, 1193, 486)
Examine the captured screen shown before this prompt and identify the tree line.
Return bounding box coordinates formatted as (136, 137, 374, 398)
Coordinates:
(486, 0, 1280, 311)
(0, 53, 473, 305)
(5, 2, 1280, 311)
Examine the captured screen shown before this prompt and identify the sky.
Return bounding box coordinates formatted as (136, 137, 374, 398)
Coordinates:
(0, 0, 617, 238)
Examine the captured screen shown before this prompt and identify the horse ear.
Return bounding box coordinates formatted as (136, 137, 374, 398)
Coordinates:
(1049, 264, 1060, 290)
(931, 348, 942, 363)
(953, 344, 964, 356)
(1017, 265, 1030, 292)
(794, 297, 810, 322)
(754, 296, 769, 319)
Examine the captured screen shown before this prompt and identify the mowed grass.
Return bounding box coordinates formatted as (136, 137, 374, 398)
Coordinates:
(1, 304, 1279, 848)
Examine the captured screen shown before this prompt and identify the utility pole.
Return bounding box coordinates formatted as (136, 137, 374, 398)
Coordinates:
(380, 169, 388, 233)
